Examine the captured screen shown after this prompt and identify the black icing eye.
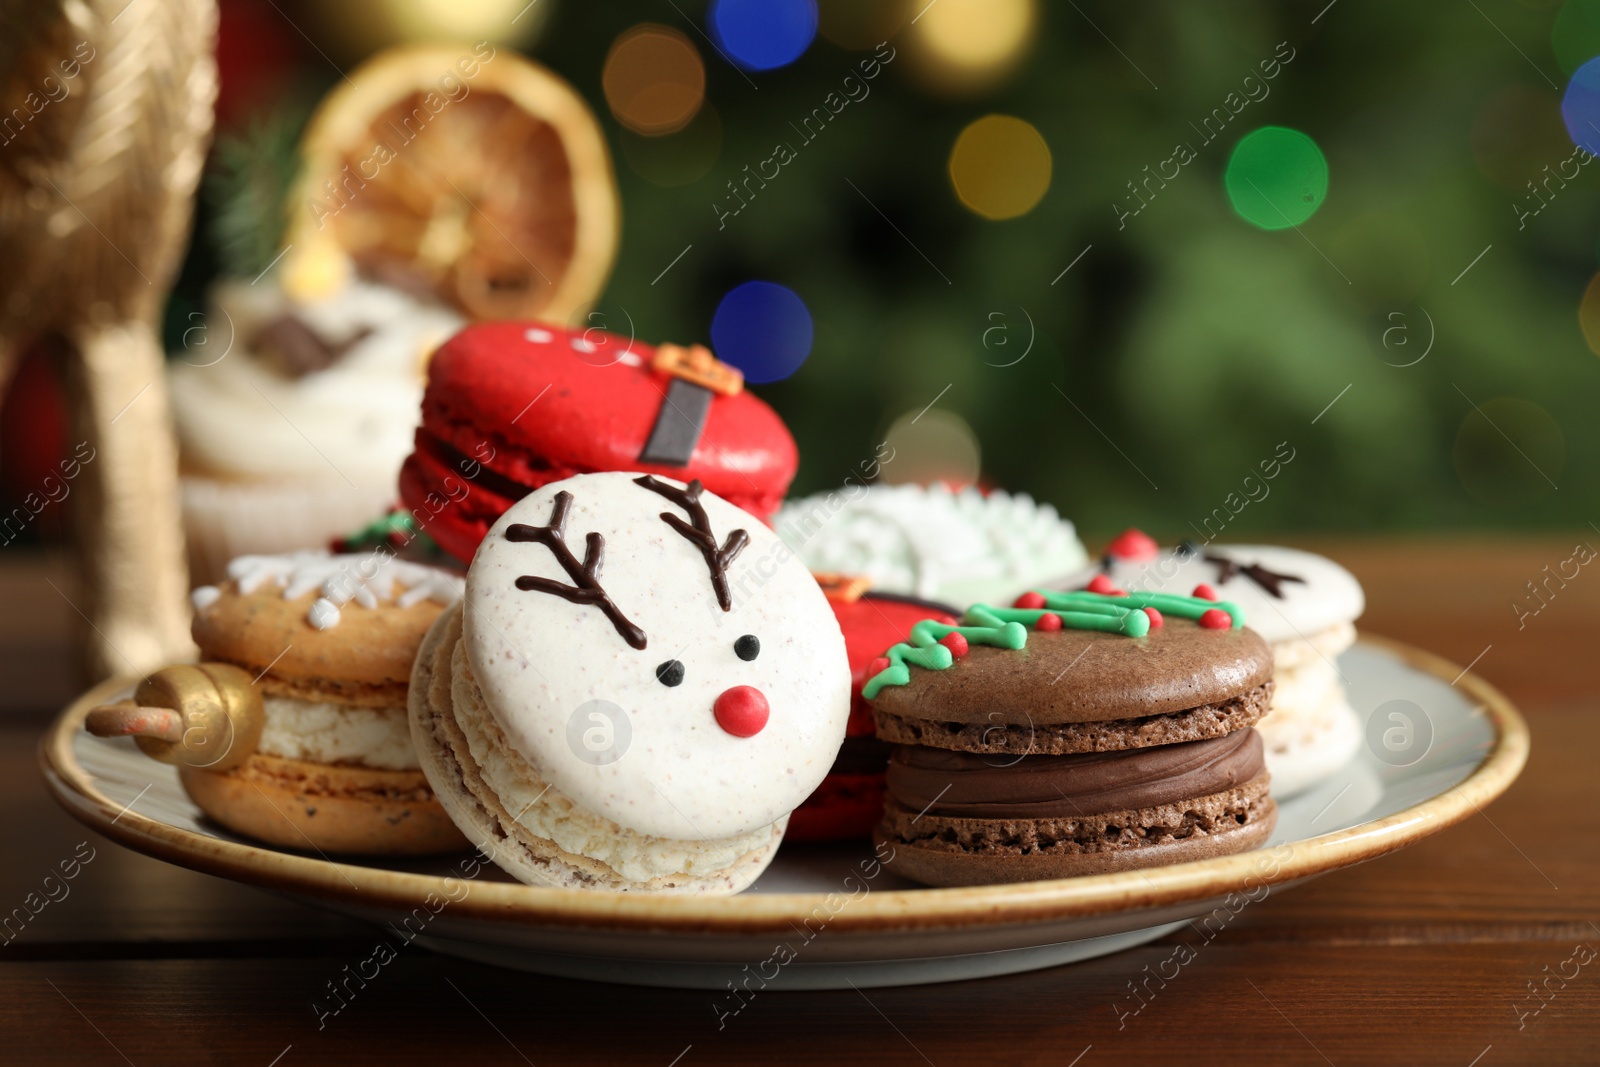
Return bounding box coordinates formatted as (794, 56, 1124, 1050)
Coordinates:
(734, 634, 760, 661)
(655, 660, 685, 687)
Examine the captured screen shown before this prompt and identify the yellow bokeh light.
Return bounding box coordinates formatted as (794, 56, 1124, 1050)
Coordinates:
(948, 115, 1052, 220)
(907, 0, 1035, 92)
(1579, 271, 1600, 356)
(602, 24, 706, 137)
(880, 408, 982, 489)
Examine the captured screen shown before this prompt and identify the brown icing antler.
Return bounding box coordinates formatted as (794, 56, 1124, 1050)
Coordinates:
(506, 492, 647, 649)
(1203, 554, 1306, 599)
(634, 476, 749, 611)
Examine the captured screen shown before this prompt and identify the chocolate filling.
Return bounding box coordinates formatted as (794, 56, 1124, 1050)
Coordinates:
(886, 728, 1264, 819)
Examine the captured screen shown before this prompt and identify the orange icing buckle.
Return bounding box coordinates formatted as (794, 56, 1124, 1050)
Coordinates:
(651, 343, 744, 396)
(815, 573, 873, 603)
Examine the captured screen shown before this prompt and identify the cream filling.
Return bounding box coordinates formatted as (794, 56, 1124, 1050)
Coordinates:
(258, 697, 418, 770)
(450, 642, 775, 885)
(1271, 623, 1356, 673)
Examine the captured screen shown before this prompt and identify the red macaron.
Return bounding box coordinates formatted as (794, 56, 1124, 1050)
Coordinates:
(785, 589, 960, 842)
(401, 323, 798, 563)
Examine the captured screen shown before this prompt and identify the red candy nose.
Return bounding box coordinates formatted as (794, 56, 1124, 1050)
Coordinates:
(714, 685, 770, 737)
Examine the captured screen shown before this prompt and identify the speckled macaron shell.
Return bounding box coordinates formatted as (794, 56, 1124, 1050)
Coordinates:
(179, 754, 469, 856)
(464, 471, 851, 842)
(192, 568, 458, 706)
(867, 618, 1273, 727)
(1071, 544, 1364, 647)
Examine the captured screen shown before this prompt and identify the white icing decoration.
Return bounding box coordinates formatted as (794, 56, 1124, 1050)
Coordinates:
(775, 483, 1089, 608)
(616, 349, 643, 367)
(570, 336, 596, 353)
(190, 585, 221, 611)
(226, 550, 464, 628)
(307, 598, 342, 630)
(525, 327, 553, 343)
(464, 471, 851, 842)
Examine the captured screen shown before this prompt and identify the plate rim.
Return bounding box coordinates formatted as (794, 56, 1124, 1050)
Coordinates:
(39, 634, 1529, 936)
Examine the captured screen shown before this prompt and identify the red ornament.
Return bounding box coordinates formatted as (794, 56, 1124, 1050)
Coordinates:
(1013, 591, 1046, 609)
(1105, 528, 1159, 562)
(1198, 608, 1231, 630)
(939, 631, 969, 657)
(1143, 607, 1164, 629)
(714, 685, 771, 737)
(1086, 574, 1115, 594)
(1192, 583, 1219, 601)
(868, 656, 891, 677)
(1036, 612, 1063, 631)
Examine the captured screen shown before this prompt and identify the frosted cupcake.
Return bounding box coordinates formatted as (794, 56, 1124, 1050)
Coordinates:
(774, 483, 1089, 608)
(169, 269, 462, 582)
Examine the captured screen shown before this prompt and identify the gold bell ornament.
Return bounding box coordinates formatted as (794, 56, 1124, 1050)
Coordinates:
(84, 664, 264, 772)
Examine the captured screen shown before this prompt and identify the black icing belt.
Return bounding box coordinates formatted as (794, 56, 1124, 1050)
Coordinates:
(885, 729, 1265, 819)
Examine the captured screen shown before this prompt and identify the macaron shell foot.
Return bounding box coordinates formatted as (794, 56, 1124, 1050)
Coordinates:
(178, 754, 470, 857)
(875, 771, 1277, 886)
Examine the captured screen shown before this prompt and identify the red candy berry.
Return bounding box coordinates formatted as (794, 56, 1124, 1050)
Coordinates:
(1198, 608, 1231, 630)
(1143, 607, 1164, 629)
(714, 685, 771, 737)
(939, 632, 969, 657)
(1192, 583, 1219, 601)
(1086, 574, 1115, 594)
(868, 656, 891, 677)
(1105, 528, 1159, 562)
(1036, 612, 1063, 631)
(1013, 591, 1047, 609)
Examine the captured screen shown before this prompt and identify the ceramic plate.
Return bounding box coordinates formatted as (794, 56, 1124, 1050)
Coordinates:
(40, 636, 1526, 990)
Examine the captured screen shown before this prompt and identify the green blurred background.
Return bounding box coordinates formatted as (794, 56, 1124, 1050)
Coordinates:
(11, 0, 1599, 543)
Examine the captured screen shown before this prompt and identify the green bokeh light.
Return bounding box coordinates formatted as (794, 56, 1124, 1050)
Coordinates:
(1224, 126, 1329, 231)
(1553, 0, 1600, 76)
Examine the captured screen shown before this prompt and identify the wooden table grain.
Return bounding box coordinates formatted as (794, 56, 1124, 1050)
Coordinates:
(2, 539, 1597, 1066)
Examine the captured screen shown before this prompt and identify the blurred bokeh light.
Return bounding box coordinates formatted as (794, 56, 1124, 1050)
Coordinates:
(710, 281, 814, 384)
(603, 24, 706, 136)
(879, 408, 982, 489)
(708, 0, 818, 72)
(1578, 270, 1600, 354)
(296, 0, 549, 62)
(1553, 0, 1600, 76)
(948, 115, 1052, 220)
(1224, 126, 1329, 230)
(1562, 56, 1600, 154)
(905, 0, 1035, 93)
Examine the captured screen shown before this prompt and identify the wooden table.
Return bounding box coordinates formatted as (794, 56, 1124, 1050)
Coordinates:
(2, 539, 1597, 1065)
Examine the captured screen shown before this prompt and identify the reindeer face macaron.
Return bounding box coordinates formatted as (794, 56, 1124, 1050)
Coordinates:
(409, 470, 851, 892)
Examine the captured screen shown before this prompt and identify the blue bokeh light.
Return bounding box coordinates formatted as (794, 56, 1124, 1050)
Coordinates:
(708, 0, 817, 72)
(1562, 56, 1600, 155)
(710, 281, 814, 384)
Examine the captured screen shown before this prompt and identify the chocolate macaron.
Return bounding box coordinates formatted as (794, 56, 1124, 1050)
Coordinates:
(866, 590, 1277, 885)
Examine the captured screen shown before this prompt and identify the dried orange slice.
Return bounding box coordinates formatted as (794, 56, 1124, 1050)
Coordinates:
(285, 44, 618, 323)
